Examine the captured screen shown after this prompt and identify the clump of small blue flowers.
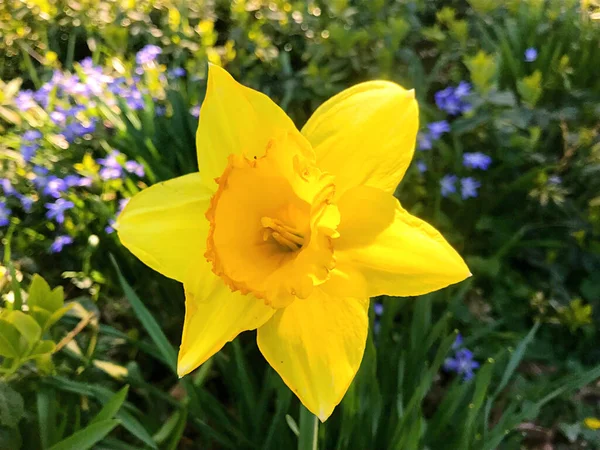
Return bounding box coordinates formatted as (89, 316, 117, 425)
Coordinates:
(21, 130, 42, 162)
(440, 174, 458, 197)
(435, 81, 472, 116)
(460, 177, 481, 199)
(463, 152, 492, 170)
(50, 235, 74, 253)
(418, 120, 451, 151)
(98, 150, 145, 181)
(0, 201, 11, 227)
(45, 198, 75, 224)
(136, 45, 162, 65)
(443, 334, 480, 381)
(524, 47, 538, 62)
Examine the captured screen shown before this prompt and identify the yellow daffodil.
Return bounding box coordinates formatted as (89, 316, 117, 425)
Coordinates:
(117, 64, 470, 421)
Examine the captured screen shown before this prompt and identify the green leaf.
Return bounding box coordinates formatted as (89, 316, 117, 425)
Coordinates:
(4, 311, 41, 346)
(110, 255, 177, 372)
(91, 386, 129, 425)
(37, 388, 56, 449)
(26, 340, 56, 359)
(0, 382, 24, 429)
(48, 419, 119, 450)
(28, 275, 65, 314)
(0, 320, 21, 358)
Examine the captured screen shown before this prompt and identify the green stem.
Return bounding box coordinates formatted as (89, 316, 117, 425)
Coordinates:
(298, 405, 318, 450)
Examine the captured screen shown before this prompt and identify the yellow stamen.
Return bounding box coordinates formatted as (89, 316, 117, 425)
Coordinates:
(262, 217, 305, 251)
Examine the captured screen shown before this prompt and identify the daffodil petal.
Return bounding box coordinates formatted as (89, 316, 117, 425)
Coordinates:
(301, 80, 418, 197)
(117, 173, 211, 282)
(257, 289, 368, 421)
(325, 185, 470, 298)
(178, 263, 275, 376)
(197, 64, 300, 187)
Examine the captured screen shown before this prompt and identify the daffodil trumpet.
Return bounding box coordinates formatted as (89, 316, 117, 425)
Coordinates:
(117, 64, 470, 421)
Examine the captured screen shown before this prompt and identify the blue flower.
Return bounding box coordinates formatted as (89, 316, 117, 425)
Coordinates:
(14, 90, 38, 111)
(61, 119, 97, 143)
(373, 303, 384, 316)
(0, 201, 11, 227)
(64, 175, 92, 188)
(460, 177, 481, 199)
(434, 83, 472, 115)
(21, 142, 40, 162)
(463, 152, 492, 170)
(23, 130, 42, 141)
(125, 161, 145, 177)
(416, 161, 427, 173)
(45, 198, 74, 224)
(417, 132, 433, 151)
(17, 195, 34, 213)
(428, 121, 451, 140)
(444, 347, 480, 381)
(454, 81, 471, 98)
(190, 105, 201, 118)
(440, 174, 458, 197)
(524, 47, 538, 62)
(43, 176, 68, 198)
(50, 235, 74, 253)
(169, 68, 186, 77)
(98, 151, 125, 180)
(136, 45, 162, 65)
(0, 179, 15, 196)
(548, 175, 562, 185)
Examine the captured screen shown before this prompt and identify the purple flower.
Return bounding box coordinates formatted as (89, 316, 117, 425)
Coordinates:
(99, 167, 123, 180)
(125, 161, 145, 177)
(190, 105, 201, 118)
(23, 130, 42, 141)
(428, 121, 451, 140)
(50, 235, 74, 253)
(64, 175, 92, 188)
(43, 176, 67, 198)
(416, 161, 427, 173)
(0, 179, 15, 196)
(21, 142, 40, 162)
(524, 47, 538, 62)
(45, 198, 74, 224)
(17, 195, 34, 213)
(454, 81, 471, 98)
(548, 175, 562, 185)
(440, 174, 458, 197)
(463, 152, 492, 170)
(136, 45, 162, 65)
(373, 303, 384, 316)
(98, 151, 125, 180)
(452, 334, 463, 350)
(0, 201, 11, 226)
(460, 177, 481, 199)
(15, 90, 37, 111)
(61, 119, 97, 143)
(155, 105, 166, 116)
(169, 67, 186, 77)
(444, 348, 480, 381)
(434, 87, 462, 115)
(417, 132, 433, 151)
(434, 83, 472, 115)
